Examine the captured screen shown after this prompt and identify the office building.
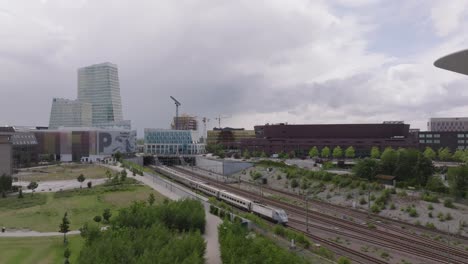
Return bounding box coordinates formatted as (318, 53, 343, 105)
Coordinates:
(171, 115, 198, 131)
(144, 129, 205, 155)
(34, 127, 136, 162)
(240, 122, 418, 157)
(11, 128, 38, 168)
(0, 127, 13, 176)
(427, 117, 468, 132)
(418, 131, 468, 152)
(49, 98, 92, 129)
(207, 128, 255, 150)
(78, 62, 123, 126)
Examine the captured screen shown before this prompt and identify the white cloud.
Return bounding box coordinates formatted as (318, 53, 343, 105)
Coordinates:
(431, 0, 468, 37)
(0, 0, 468, 134)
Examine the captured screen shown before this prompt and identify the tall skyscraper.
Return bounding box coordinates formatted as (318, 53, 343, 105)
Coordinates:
(78, 62, 123, 126)
(49, 98, 92, 129)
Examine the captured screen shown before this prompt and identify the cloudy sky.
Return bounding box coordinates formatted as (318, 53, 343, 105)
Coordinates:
(1, 0, 468, 136)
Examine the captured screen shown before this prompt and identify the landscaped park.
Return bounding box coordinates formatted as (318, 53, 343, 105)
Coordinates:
(0, 163, 165, 264)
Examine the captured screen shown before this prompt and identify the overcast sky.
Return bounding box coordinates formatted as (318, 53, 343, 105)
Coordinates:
(1, 0, 468, 136)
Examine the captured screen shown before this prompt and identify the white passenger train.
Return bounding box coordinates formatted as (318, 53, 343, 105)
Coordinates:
(157, 166, 288, 225)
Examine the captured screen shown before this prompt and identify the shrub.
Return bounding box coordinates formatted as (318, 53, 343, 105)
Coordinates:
(426, 222, 436, 229)
(444, 198, 455, 208)
(337, 256, 352, 264)
(421, 192, 439, 203)
(428, 212, 433, 218)
(359, 197, 367, 205)
(390, 203, 396, 210)
(408, 207, 418, 217)
(428, 204, 434, 210)
(437, 212, 445, 221)
(371, 204, 381, 213)
(445, 212, 453, 221)
(398, 191, 408, 197)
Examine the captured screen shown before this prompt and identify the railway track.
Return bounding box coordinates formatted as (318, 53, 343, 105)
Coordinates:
(169, 166, 468, 264)
(251, 179, 468, 243)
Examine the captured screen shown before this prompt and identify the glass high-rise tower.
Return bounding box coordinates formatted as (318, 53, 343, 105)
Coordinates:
(77, 62, 123, 126)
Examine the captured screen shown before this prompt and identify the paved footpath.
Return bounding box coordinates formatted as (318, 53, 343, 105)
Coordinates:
(104, 164, 223, 264)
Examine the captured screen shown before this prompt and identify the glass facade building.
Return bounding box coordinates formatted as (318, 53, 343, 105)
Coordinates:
(49, 98, 92, 129)
(78, 62, 123, 126)
(144, 129, 205, 155)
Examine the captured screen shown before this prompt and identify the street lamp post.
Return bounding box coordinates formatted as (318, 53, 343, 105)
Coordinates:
(305, 194, 309, 232)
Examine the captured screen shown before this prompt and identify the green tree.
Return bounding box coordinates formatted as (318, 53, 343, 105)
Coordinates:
(309, 146, 319, 158)
(59, 212, 71, 244)
(148, 193, 156, 205)
(77, 174, 85, 189)
(93, 215, 102, 224)
(332, 146, 343, 159)
(423, 147, 437, 160)
(438, 147, 452, 161)
(102, 208, 112, 223)
(0, 174, 12, 197)
(370, 147, 380, 159)
(242, 150, 251, 159)
(447, 165, 468, 198)
(413, 153, 434, 187)
(64, 248, 71, 264)
(260, 151, 268, 158)
(18, 188, 23, 199)
(120, 169, 127, 182)
(353, 158, 378, 181)
(79, 222, 101, 245)
(452, 149, 464, 162)
(321, 147, 330, 158)
(345, 146, 355, 159)
(380, 147, 397, 175)
(393, 148, 419, 182)
(27, 181, 38, 197)
(105, 170, 112, 180)
(114, 151, 122, 162)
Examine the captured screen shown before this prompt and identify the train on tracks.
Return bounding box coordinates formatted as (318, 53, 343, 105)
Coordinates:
(155, 166, 289, 225)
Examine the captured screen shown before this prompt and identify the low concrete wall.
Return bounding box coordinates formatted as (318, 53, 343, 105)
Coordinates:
(124, 156, 143, 166)
(196, 157, 252, 176)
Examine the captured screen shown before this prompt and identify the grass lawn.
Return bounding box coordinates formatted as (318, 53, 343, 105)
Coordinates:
(17, 164, 110, 181)
(0, 182, 165, 232)
(0, 235, 83, 264)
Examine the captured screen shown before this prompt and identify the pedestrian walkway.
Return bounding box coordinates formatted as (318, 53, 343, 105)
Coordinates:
(203, 204, 223, 264)
(103, 163, 223, 264)
(0, 230, 80, 238)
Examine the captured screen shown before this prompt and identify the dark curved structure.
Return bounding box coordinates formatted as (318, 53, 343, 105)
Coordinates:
(434, 49, 468, 76)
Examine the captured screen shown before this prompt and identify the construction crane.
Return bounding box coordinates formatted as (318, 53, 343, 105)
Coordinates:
(215, 115, 231, 129)
(201, 117, 210, 141)
(170, 96, 181, 129)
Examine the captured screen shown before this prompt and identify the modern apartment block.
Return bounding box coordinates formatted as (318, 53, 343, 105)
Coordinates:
(78, 62, 123, 126)
(49, 98, 92, 129)
(427, 117, 468, 132)
(144, 129, 205, 155)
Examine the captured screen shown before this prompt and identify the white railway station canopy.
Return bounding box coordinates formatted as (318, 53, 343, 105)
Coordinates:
(434, 49, 468, 76)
